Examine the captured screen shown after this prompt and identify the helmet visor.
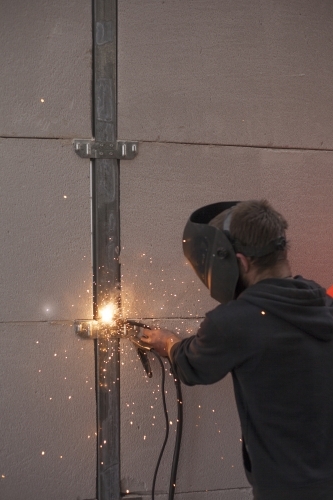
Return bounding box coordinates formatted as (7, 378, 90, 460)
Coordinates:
(183, 202, 239, 303)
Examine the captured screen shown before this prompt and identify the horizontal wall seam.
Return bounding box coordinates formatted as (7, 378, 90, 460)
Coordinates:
(174, 487, 252, 493)
(0, 320, 75, 325)
(0, 136, 92, 141)
(2, 135, 333, 153)
(137, 316, 205, 320)
(132, 486, 252, 495)
(0, 317, 204, 325)
(129, 139, 333, 153)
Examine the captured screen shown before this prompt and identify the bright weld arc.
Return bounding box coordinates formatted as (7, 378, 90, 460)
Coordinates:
(99, 304, 117, 324)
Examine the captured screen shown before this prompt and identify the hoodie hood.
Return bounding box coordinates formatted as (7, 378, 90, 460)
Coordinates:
(240, 276, 333, 341)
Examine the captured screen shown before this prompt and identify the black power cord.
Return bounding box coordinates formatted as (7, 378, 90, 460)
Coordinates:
(126, 320, 183, 500)
(168, 360, 183, 500)
(150, 350, 183, 500)
(151, 351, 169, 500)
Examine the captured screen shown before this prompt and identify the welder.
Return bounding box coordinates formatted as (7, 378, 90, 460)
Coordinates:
(142, 199, 333, 500)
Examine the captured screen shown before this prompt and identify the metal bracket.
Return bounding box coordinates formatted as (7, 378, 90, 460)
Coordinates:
(73, 139, 138, 160)
(74, 319, 130, 339)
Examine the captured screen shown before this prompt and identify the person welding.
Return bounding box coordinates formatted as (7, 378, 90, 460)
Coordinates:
(142, 199, 333, 500)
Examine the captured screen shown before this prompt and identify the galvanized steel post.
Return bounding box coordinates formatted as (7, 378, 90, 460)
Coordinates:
(92, 0, 121, 498)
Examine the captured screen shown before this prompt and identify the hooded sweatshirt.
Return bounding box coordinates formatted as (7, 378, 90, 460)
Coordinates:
(170, 276, 333, 498)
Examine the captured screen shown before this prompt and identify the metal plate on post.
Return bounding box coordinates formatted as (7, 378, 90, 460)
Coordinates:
(74, 139, 138, 160)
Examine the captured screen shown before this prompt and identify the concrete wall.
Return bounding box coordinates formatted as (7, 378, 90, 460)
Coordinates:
(118, 1, 333, 498)
(0, 1, 96, 499)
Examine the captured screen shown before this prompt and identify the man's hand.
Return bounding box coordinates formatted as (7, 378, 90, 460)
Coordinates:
(141, 327, 181, 357)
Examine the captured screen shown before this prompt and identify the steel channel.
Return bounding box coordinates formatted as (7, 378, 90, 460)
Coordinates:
(92, 0, 121, 499)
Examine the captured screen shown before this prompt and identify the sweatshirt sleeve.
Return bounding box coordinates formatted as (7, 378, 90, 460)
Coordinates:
(169, 308, 249, 386)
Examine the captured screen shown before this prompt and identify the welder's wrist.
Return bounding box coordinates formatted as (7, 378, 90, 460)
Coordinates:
(167, 336, 181, 359)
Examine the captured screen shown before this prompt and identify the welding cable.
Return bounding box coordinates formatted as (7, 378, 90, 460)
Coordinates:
(167, 361, 183, 500)
(149, 351, 183, 500)
(127, 320, 183, 500)
(151, 350, 170, 500)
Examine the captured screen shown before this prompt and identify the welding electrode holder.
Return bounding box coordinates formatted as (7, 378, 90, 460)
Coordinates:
(74, 318, 153, 377)
(126, 320, 153, 378)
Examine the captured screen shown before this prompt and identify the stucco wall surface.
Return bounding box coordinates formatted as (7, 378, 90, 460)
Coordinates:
(0, 323, 96, 500)
(0, 139, 92, 322)
(0, 0, 92, 139)
(0, 1, 96, 499)
(118, 0, 333, 150)
(118, 1, 333, 498)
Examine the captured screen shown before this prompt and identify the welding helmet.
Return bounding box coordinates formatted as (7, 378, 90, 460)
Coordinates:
(182, 201, 239, 304)
(183, 201, 288, 304)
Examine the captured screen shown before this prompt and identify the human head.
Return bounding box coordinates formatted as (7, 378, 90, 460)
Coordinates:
(183, 199, 289, 303)
(210, 199, 289, 272)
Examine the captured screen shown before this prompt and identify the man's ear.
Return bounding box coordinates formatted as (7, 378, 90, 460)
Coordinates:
(236, 253, 250, 274)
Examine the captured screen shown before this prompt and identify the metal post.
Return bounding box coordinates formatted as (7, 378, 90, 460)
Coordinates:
(92, 0, 120, 498)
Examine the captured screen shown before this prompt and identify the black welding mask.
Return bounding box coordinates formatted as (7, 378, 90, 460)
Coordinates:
(182, 201, 240, 304)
